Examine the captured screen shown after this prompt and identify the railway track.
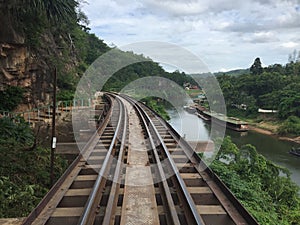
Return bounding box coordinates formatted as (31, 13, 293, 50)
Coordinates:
(22, 93, 259, 225)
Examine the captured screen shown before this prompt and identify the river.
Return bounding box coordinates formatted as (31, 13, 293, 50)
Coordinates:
(167, 109, 300, 188)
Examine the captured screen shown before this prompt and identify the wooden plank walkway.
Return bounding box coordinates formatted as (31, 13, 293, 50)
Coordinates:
(120, 102, 159, 225)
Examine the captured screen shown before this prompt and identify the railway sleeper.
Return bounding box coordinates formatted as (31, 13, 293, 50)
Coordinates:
(100, 135, 114, 140)
(90, 150, 108, 156)
(172, 155, 190, 163)
(45, 207, 83, 225)
(70, 175, 98, 189)
(183, 177, 207, 187)
(95, 143, 111, 149)
(177, 164, 198, 173)
(79, 165, 101, 175)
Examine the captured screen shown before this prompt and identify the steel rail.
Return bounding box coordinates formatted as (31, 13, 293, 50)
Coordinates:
(140, 99, 260, 225)
(121, 95, 204, 225)
(78, 97, 125, 225)
(22, 95, 114, 225)
(138, 102, 204, 225)
(123, 95, 181, 225)
(102, 96, 128, 224)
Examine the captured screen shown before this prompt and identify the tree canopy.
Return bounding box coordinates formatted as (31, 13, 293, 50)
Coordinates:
(218, 59, 300, 118)
(211, 137, 300, 225)
(250, 57, 263, 75)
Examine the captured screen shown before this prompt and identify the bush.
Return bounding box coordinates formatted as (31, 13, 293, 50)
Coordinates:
(142, 97, 170, 120)
(0, 86, 24, 111)
(0, 117, 68, 217)
(278, 116, 300, 136)
(211, 137, 300, 224)
(57, 90, 74, 101)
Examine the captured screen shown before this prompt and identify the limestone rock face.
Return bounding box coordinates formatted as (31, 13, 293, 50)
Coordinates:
(0, 42, 52, 106)
(0, 10, 78, 109)
(0, 12, 57, 107)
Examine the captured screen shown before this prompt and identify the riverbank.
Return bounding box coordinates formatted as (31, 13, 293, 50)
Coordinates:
(248, 123, 300, 145)
(168, 108, 300, 190)
(221, 107, 300, 145)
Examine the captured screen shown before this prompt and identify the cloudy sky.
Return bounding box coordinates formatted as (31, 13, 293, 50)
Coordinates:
(81, 0, 300, 72)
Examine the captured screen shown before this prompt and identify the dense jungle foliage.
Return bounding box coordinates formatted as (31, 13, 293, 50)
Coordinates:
(0, 86, 24, 111)
(211, 137, 300, 225)
(0, 117, 68, 217)
(217, 57, 300, 135)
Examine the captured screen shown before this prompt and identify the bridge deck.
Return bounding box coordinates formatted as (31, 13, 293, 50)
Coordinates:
(121, 101, 159, 225)
(21, 93, 259, 225)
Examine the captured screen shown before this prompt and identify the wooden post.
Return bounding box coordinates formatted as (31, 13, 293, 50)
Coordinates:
(50, 67, 57, 186)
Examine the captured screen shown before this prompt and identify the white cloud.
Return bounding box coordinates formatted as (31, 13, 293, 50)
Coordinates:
(243, 31, 279, 43)
(81, 0, 300, 72)
(281, 41, 299, 48)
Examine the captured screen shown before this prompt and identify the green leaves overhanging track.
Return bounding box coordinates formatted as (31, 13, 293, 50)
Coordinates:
(2, 0, 78, 23)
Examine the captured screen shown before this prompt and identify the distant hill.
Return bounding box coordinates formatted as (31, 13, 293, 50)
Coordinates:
(213, 69, 250, 77)
(189, 68, 250, 79)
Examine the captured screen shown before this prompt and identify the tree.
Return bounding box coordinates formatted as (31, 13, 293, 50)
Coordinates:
(288, 49, 300, 63)
(0, 0, 79, 46)
(0, 117, 68, 217)
(0, 86, 24, 111)
(211, 137, 300, 224)
(3, 0, 78, 24)
(278, 94, 300, 118)
(250, 57, 263, 75)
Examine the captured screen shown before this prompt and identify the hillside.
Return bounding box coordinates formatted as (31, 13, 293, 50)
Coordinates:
(216, 58, 300, 136)
(0, 1, 110, 111)
(0, 1, 197, 113)
(214, 68, 250, 77)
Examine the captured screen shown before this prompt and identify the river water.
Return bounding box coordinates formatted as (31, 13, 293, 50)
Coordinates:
(167, 109, 300, 188)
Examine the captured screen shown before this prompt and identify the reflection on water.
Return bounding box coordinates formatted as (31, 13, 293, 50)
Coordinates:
(168, 109, 300, 188)
(226, 129, 300, 188)
(167, 109, 210, 141)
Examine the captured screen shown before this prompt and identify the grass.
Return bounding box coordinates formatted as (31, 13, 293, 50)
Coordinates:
(227, 108, 282, 133)
(185, 89, 202, 97)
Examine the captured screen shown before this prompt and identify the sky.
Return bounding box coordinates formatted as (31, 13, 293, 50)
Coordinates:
(81, 0, 300, 72)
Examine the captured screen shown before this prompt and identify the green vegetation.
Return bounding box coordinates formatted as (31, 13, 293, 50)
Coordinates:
(0, 1, 196, 218)
(4, 0, 78, 48)
(0, 86, 24, 111)
(103, 59, 196, 93)
(214, 69, 250, 77)
(211, 137, 300, 225)
(1, 0, 110, 102)
(185, 89, 202, 98)
(250, 57, 263, 75)
(0, 117, 67, 217)
(141, 97, 171, 121)
(0, 1, 104, 217)
(217, 58, 300, 135)
(3, 2, 300, 222)
(53, 11, 110, 101)
(97, 52, 196, 117)
(278, 116, 300, 136)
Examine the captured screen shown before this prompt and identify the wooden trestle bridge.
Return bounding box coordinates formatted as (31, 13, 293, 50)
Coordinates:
(22, 93, 259, 225)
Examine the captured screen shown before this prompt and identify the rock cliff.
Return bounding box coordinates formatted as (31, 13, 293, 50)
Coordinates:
(0, 11, 74, 109)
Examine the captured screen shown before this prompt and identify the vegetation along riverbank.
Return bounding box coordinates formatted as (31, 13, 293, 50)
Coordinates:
(190, 57, 300, 144)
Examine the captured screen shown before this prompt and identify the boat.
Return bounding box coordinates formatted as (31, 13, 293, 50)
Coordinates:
(289, 147, 300, 157)
(196, 107, 249, 132)
(183, 105, 197, 114)
(196, 112, 210, 121)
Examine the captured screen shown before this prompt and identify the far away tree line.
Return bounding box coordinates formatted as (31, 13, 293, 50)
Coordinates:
(217, 57, 300, 135)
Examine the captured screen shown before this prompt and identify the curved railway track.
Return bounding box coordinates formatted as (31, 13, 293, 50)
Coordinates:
(22, 93, 259, 225)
